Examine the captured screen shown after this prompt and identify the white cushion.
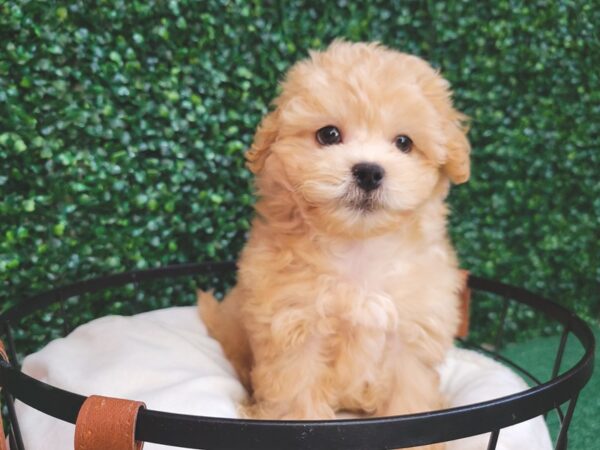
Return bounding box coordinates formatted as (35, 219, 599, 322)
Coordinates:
(440, 347, 552, 450)
(15, 306, 551, 450)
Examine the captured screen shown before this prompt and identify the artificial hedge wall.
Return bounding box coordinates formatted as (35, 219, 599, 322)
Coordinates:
(1, 0, 598, 353)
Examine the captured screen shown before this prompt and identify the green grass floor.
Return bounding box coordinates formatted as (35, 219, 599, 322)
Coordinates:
(501, 324, 599, 449)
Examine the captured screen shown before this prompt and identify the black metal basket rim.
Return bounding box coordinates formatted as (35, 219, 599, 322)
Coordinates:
(0, 262, 595, 450)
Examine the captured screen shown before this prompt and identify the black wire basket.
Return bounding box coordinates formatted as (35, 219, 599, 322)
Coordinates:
(0, 262, 595, 449)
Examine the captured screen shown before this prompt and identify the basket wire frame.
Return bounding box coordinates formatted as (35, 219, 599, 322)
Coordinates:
(0, 262, 595, 450)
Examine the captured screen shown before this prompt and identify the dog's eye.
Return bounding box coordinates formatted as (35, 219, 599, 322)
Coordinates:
(395, 135, 413, 153)
(316, 126, 342, 146)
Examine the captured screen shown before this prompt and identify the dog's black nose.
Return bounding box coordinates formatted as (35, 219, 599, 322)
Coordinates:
(352, 163, 385, 192)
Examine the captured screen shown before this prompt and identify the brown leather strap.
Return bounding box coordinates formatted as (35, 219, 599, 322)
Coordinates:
(0, 403, 6, 450)
(456, 270, 471, 338)
(0, 340, 7, 365)
(75, 395, 146, 450)
(0, 340, 8, 450)
(0, 411, 6, 450)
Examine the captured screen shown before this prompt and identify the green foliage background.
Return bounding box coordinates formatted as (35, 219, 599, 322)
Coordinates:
(1, 0, 598, 353)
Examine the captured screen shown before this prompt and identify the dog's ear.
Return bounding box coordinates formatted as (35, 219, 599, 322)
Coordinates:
(442, 115, 471, 184)
(417, 69, 471, 184)
(246, 110, 280, 174)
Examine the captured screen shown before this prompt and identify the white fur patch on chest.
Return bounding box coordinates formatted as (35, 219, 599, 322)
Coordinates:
(328, 234, 409, 289)
(317, 234, 411, 333)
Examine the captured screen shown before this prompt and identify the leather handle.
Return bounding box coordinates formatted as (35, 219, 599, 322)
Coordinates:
(456, 270, 471, 338)
(0, 340, 7, 365)
(0, 340, 8, 450)
(75, 395, 146, 450)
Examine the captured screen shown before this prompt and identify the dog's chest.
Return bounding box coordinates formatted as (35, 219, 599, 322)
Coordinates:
(317, 236, 408, 342)
(329, 236, 407, 290)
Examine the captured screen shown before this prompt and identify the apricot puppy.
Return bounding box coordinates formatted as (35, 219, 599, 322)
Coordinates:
(200, 41, 470, 444)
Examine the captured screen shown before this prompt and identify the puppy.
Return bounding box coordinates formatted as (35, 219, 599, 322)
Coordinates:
(200, 41, 470, 446)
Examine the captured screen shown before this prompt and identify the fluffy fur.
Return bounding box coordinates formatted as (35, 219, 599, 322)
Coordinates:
(200, 41, 470, 448)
